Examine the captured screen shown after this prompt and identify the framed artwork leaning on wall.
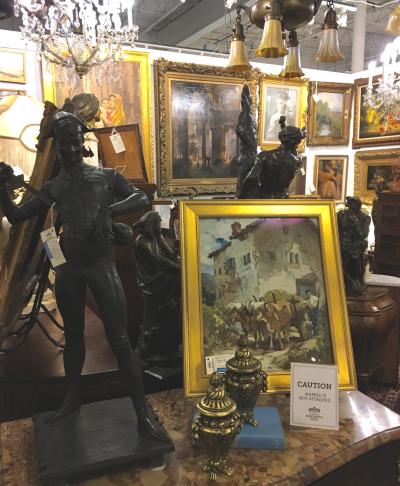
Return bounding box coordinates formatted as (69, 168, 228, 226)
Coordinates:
(154, 59, 258, 196)
(307, 82, 353, 146)
(314, 155, 348, 203)
(0, 49, 26, 84)
(180, 200, 356, 396)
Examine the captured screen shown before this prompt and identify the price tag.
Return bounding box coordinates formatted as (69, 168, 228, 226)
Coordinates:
(40, 227, 66, 268)
(110, 128, 126, 154)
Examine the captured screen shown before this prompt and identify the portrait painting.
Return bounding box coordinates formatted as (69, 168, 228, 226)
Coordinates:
(259, 77, 307, 150)
(155, 59, 257, 196)
(314, 156, 348, 203)
(354, 149, 398, 204)
(353, 76, 400, 148)
(42, 51, 153, 180)
(0, 49, 25, 84)
(307, 82, 352, 146)
(180, 200, 356, 396)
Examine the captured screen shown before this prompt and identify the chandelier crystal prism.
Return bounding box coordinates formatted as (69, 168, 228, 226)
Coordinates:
(14, 0, 139, 77)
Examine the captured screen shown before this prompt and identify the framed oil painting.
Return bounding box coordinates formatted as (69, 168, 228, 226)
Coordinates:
(180, 200, 356, 396)
(0, 49, 26, 84)
(314, 155, 348, 203)
(154, 59, 258, 196)
(42, 50, 153, 180)
(353, 76, 400, 148)
(258, 76, 307, 151)
(354, 149, 398, 204)
(307, 82, 352, 146)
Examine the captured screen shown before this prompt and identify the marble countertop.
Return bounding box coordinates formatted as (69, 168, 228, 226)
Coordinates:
(2, 389, 400, 485)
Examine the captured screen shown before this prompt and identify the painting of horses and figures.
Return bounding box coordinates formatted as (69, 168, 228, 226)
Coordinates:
(200, 216, 334, 373)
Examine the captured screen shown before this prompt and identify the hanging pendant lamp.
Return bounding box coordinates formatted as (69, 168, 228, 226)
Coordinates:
(280, 30, 304, 78)
(226, 10, 252, 72)
(314, 2, 344, 63)
(386, 5, 400, 36)
(255, 0, 288, 59)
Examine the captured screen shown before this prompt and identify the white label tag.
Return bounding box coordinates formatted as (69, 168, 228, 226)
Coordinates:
(290, 362, 339, 430)
(205, 354, 234, 375)
(309, 182, 316, 193)
(40, 227, 66, 268)
(110, 129, 126, 154)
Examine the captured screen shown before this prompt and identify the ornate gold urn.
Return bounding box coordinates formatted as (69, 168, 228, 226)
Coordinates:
(225, 336, 267, 426)
(192, 372, 242, 481)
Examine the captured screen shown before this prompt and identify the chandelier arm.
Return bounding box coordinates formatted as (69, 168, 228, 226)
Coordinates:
(41, 47, 70, 66)
(80, 46, 101, 67)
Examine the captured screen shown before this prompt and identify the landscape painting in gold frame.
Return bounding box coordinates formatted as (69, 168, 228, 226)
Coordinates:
(42, 50, 153, 180)
(180, 200, 356, 397)
(307, 82, 353, 146)
(353, 75, 400, 148)
(154, 59, 258, 196)
(259, 76, 307, 151)
(354, 148, 398, 204)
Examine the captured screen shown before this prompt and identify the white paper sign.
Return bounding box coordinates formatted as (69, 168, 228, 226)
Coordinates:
(205, 354, 234, 374)
(290, 362, 338, 430)
(40, 227, 66, 268)
(110, 129, 126, 154)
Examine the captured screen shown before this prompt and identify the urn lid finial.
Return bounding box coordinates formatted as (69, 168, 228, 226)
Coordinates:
(226, 335, 262, 374)
(197, 372, 237, 417)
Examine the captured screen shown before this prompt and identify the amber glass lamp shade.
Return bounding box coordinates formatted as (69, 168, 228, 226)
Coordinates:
(255, 0, 287, 59)
(314, 8, 344, 63)
(226, 14, 252, 72)
(386, 6, 400, 36)
(280, 30, 304, 78)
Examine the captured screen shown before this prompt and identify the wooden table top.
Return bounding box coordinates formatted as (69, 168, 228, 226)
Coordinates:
(2, 389, 400, 485)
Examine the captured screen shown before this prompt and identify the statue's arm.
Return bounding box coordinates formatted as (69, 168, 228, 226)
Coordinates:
(109, 170, 149, 216)
(0, 186, 47, 223)
(136, 238, 179, 272)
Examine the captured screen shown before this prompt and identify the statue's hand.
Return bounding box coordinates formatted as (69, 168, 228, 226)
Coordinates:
(0, 162, 14, 187)
(93, 207, 114, 240)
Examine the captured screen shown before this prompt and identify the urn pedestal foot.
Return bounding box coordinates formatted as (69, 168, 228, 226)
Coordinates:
(203, 459, 233, 480)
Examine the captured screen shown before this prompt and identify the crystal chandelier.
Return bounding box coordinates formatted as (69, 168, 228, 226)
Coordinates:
(364, 38, 400, 128)
(14, 0, 139, 78)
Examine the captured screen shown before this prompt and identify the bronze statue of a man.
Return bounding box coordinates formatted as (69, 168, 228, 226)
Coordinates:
(0, 111, 167, 440)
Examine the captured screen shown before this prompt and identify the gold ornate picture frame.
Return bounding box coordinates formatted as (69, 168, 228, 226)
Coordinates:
(154, 59, 258, 196)
(0, 48, 26, 84)
(353, 76, 400, 148)
(42, 50, 153, 180)
(314, 155, 349, 204)
(180, 200, 356, 396)
(307, 82, 352, 146)
(258, 76, 307, 151)
(354, 148, 398, 204)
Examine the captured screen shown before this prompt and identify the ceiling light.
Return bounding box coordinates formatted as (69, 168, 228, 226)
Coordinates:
(314, 1, 344, 63)
(255, 0, 288, 59)
(226, 10, 252, 72)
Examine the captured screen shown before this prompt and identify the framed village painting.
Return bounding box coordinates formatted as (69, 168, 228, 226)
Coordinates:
(314, 155, 348, 203)
(180, 200, 356, 396)
(42, 50, 153, 180)
(0, 49, 26, 84)
(307, 82, 353, 146)
(353, 75, 400, 148)
(258, 76, 307, 151)
(154, 59, 258, 196)
(354, 149, 398, 204)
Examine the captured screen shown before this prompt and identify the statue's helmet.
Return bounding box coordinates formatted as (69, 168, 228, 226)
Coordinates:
(345, 196, 362, 210)
(278, 116, 306, 145)
(46, 111, 92, 154)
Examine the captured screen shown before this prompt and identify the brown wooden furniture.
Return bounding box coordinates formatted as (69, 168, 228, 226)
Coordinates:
(2, 389, 400, 485)
(374, 192, 400, 277)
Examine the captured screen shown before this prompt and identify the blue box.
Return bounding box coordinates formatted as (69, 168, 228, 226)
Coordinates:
(232, 406, 285, 450)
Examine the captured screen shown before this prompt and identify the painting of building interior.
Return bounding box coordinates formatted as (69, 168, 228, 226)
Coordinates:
(170, 80, 241, 180)
(200, 217, 334, 372)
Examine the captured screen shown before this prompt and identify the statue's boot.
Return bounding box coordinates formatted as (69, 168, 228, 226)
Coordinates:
(135, 400, 170, 442)
(46, 385, 81, 423)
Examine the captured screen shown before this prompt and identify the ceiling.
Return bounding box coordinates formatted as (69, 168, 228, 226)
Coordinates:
(0, 0, 397, 73)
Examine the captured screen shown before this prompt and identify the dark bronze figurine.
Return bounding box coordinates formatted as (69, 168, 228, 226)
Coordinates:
(237, 116, 305, 199)
(337, 196, 371, 297)
(133, 211, 181, 364)
(0, 111, 167, 441)
(236, 85, 258, 196)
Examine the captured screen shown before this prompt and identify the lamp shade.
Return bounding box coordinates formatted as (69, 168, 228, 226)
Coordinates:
(255, 0, 288, 59)
(280, 30, 304, 78)
(386, 5, 400, 36)
(226, 13, 252, 72)
(0, 95, 44, 151)
(313, 8, 344, 63)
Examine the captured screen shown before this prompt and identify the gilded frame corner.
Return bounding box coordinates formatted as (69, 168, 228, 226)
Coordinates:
(354, 148, 399, 204)
(313, 155, 349, 204)
(353, 75, 400, 148)
(42, 50, 154, 181)
(154, 58, 259, 197)
(258, 75, 308, 152)
(180, 199, 357, 397)
(307, 82, 353, 147)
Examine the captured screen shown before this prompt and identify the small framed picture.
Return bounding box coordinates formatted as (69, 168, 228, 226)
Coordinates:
(0, 49, 26, 84)
(314, 155, 348, 203)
